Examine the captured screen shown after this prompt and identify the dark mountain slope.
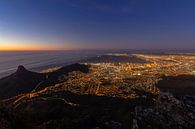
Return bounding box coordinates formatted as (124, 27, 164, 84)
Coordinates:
(157, 75, 195, 95)
(7, 90, 154, 129)
(37, 63, 89, 89)
(0, 64, 89, 99)
(0, 66, 46, 99)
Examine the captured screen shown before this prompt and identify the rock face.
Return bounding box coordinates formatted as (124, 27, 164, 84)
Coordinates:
(0, 118, 11, 129)
(134, 93, 195, 129)
(0, 65, 45, 99)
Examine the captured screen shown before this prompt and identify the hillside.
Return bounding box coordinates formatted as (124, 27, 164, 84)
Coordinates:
(0, 62, 194, 129)
(157, 75, 195, 95)
(0, 65, 45, 99)
(0, 64, 89, 99)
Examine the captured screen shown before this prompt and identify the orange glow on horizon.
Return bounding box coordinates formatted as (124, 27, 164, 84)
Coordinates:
(0, 43, 68, 51)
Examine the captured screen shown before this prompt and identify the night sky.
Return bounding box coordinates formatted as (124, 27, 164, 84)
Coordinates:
(0, 0, 195, 50)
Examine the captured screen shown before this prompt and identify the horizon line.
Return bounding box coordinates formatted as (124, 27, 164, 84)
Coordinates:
(1, 48, 195, 52)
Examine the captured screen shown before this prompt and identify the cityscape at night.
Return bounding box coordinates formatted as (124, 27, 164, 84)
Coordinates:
(0, 0, 195, 129)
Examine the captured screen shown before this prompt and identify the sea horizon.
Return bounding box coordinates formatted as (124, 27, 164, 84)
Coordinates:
(1, 49, 195, 78)
(0, 50, 105, 78)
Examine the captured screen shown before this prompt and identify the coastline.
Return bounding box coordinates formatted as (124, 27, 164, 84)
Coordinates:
(0, 61, 77, 79)
(0, 50, 100, 79)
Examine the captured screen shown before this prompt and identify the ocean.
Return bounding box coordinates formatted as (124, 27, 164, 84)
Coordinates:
(1, 49, 191, 78)
(0, 50, 108, 78)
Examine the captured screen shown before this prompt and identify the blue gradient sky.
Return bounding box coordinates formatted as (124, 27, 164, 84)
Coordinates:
(0, 0, 195, 50)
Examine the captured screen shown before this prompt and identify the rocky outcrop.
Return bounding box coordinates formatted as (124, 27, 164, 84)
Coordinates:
(133, 93, 195, 129)
(0, 65, 45, 99)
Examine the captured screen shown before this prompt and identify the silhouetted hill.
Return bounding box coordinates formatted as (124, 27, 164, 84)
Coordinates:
(157, 75, 195, 95)
(5, 90, 155, 129)
(38, 63, 89, 89)
(0, 65, 45, 99)
(0, 64, 89, 99)
(3, 89, 194, 129)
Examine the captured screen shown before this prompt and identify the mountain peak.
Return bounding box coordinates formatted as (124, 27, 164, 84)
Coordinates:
(0, 65, 45, 99)
(16, 65, 27, 73)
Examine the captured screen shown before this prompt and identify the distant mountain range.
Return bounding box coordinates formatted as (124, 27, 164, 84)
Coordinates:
(80, 54, 147, 63)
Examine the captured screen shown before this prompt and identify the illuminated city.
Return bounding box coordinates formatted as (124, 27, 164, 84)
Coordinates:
(0, 0, 195, 129)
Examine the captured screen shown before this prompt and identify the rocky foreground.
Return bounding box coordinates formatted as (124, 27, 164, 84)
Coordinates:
(0, 64, 194, 129)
